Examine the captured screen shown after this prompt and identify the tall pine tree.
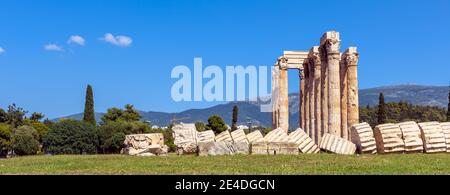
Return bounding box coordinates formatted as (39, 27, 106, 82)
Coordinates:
(377, 93, 387, 125)
(231, 105, 238, 130)
(83, 84, 96, 126)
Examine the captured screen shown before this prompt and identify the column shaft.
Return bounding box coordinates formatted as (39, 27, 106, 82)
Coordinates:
(346, 47, 360, 131)
(340, 54, 348, 140)
(309, 46, 322, 143)
(300, 71, 305, 130)
(320, 46, 329, 134)
(308, 60, 315, 141)
(321, 31, 341, 136)
(272, 66, 279, 129)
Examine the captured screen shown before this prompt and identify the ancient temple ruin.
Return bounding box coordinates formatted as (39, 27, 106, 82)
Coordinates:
(272, 31, 360, 143)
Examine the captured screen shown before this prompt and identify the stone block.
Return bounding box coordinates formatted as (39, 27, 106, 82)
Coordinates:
(197, 130, 215, 143)
(232, 142, 250, 155)
(319, 133, 356, 155)
(251, 142, 268, 155)
(215, 130, 233, 143)
(398, 121, 424, 153)
(441, 122, 450, 152)
(288, 128, 319, 154)
(418, 122, 446, 153)
(246, 130, 264, 144)
(231, 129, 249, 144)
(122, 133, 168, 156)
(350, 122, 377, 154)
(374, 123, 405, 154)
(172, 123, 198, 154)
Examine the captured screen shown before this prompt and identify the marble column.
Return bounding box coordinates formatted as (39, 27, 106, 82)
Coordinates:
(278, 57, 289, 133)
(303, 59, 310, 135)
(319, 43, 329, 135)
(300, 70, 305, 130)
(272, 65, 280, 129)
(345, 47, 360, 131)
(340, 52, 348, 140)
(308, 58, 315, 141)
(321, 31, 341, 135)
(309, 46, 321, 143)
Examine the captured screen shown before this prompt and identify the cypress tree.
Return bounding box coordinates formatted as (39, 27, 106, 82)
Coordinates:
(377, 93, 387, 125)
(231, 105, 238, 130)
(83, 85, 96, 126)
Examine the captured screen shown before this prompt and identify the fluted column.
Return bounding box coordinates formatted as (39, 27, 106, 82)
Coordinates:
(309, 46, 321, 143)
(278, 57, 289, 133)
(303, 60, 310, 135)
(308, 58, 315, 141)
(345, 47, 360, 131)
(272, 65, 280, 129)
(300, 70, 305, 130)
(321, 31, 341, 135)
(340, 53, 348, 140)
(319, 42, 329, 134)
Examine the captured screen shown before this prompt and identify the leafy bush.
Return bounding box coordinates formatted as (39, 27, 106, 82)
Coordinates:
(43, 119, 98, 154)
(12, 125, 40, 156)
(97, 121, 151, 153)
(24, 119, 49, 142)
(0, 123, 12, 156)
(206, 115, 228, 134)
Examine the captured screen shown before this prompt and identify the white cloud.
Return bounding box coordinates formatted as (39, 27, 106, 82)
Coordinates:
(0, 47, 4, 54)
(101, 33, 132, 47)
(68, 35, 85, 46)
(44, 44, 64, 52)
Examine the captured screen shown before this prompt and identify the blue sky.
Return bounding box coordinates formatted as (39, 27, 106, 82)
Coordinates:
(0, 0, 449, 118)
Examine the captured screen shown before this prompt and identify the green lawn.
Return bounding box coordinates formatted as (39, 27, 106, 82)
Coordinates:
(1, 153, 450, 175)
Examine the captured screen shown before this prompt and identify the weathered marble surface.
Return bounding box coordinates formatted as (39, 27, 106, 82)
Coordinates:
(122, 133, 168, 156)
(351, 122, 376, 154)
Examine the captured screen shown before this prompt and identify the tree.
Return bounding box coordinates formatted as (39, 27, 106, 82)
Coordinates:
(83, 84, 96, 126)
(231, 105, 238, 130)
(101, 104, 141, 124)
(377, 93, 387, 125)
(195, 122, 205, 132)
(11, 126, 40, 156)
(43, 119, 98, 154)
(25, 119, 49, 143)
(447, 87, 450, 122)
(0, 108, 7, 123)
(206, 115, 227, 134)
(0, 123, 12, 156)
(30, 112, 45, 122)
(6, 104, 27, 127)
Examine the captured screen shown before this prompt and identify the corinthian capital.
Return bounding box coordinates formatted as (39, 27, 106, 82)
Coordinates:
(278, 56, 288, 70)
(308, 46, 321, 67)
(320, 31, 340, 54)
(343, 47, 359, 65)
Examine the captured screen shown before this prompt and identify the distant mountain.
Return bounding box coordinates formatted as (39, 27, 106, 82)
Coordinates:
(54, 85, 448, 128)
(359, 85, 448, 108)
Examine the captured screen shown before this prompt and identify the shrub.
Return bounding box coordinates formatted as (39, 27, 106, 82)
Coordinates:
(206, 115, 228, 134)
(43, 119, 98, 154)
(0, 123, 12, 156)
(24, 119, 49, 142)
(12, 125, 40, 156)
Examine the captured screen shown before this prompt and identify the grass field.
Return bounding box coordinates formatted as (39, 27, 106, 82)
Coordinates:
(1, 153, 450, 175)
